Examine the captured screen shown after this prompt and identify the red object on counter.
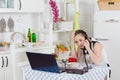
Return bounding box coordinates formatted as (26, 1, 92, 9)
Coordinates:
(68, 57, 77, 62)
(53, 53, 58, 58)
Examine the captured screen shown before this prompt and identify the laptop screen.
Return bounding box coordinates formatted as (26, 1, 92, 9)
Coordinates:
(26, 52, 60, 73)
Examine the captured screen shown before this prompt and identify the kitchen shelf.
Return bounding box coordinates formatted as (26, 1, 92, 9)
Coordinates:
(56, 0, 74, 4)
(0, 10, 43, 13)
(53, 29, 73, 32)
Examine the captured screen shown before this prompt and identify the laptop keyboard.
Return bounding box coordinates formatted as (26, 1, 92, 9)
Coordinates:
(34, 66, 60, 73)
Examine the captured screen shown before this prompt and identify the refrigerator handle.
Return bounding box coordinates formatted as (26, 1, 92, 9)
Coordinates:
(105, 19, 119, 22)
(95, 38, 109, 41)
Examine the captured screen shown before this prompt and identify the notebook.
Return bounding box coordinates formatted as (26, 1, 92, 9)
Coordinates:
(26, 52, 62, 73)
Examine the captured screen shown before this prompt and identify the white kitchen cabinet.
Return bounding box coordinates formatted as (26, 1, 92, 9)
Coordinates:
(0, 0, 17, 12)
(0, 56, 4, 80)
(0, 54, 13, 80)
(0, 0, 44, 12)
(19, 0, 44, 12)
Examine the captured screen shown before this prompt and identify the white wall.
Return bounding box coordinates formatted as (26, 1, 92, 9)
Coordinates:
(0, 13, 40, 42)
(78, 0, 95, 37)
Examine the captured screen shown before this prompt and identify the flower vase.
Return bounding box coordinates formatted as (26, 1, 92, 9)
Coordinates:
(53, 22, 59, 30)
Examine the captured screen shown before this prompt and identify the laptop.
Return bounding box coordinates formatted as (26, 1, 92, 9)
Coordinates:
(26, 52, 62, 73)
(26, 52, 89, 74)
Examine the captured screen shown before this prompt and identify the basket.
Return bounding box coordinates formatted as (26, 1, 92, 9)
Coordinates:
(98, 0, 120, 10)
(56, 41, 70, 60)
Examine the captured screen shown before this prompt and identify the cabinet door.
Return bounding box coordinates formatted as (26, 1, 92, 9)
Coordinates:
(20, 0, 44, 12)
(0, 56, 5, 80)
(0, 0, 17, 12)
(4, 54, 13, 80)
(94, 21, 120, 53)
(94, 21, 120, 80)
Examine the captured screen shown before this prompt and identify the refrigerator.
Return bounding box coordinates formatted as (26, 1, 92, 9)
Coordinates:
(93, 11, 120, 80)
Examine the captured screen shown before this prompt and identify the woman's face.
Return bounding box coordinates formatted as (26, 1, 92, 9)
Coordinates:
(74, 34, 86, 48)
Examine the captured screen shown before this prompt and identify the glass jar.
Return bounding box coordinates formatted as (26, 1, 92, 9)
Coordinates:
(53, 22, 59, 30)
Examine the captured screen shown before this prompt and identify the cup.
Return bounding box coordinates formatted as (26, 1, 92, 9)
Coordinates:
(27, 42, 33, 49)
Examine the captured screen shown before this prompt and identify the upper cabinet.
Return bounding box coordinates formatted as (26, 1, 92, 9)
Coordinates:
(0, 0, 17, 12)
(20, 0, 44, 12)
(0, 0, 44, 12)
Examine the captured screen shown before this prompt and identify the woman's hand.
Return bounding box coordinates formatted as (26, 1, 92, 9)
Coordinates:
(84, 40, 90, 50)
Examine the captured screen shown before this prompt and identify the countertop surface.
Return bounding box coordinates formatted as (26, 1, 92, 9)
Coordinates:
(0, 44, 55, 54)
(0, 47, 10, 54)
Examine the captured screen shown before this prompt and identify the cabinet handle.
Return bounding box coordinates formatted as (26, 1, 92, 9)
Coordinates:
(19, 0, 22, 10)
(1, 57, 4, 67)
(105, 19, 119, 23)
(5, 56, 8, 67)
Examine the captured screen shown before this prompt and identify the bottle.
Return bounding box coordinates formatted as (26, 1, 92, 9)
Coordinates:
(27, 28, 31, 42)
(32, 33, 36, 43)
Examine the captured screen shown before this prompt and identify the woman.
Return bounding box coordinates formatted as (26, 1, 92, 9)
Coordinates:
(71, 30, 108, 66)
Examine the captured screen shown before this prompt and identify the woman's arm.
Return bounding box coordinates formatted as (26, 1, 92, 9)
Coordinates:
(71, 42, 82, 61)
(71, 32, 82, 60)
(84, 40, 102, 65)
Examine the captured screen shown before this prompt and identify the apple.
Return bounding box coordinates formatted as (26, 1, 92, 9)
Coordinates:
(68, 57, 77, 62)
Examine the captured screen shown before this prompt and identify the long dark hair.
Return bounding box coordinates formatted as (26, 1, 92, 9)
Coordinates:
(74, 30, 91, 48)
(75, 30, 89, 40)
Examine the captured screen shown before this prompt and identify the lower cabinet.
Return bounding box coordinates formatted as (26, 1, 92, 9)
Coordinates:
(0, 54, 13, 80)
(15, 46, 55, 80)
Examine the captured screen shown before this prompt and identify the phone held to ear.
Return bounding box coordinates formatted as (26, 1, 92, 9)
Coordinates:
(82, 47, 88, 55)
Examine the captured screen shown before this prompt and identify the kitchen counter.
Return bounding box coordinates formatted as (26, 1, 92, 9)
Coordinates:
(16, 44, 55, 53)
(0, 44, 55, 54)
(0, 47, 10, 54)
